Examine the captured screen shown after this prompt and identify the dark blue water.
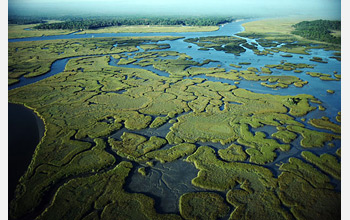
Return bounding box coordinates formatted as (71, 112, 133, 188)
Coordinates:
(8, 103, 45, 203)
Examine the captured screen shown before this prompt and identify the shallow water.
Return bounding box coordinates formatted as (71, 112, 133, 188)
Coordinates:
(126, 159, 202, 213)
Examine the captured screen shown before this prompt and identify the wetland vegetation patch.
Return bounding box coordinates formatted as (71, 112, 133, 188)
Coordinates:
(185, 36, 247, 55)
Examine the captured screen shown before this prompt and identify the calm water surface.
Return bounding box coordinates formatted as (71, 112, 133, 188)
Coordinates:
(8, 103, 44, 203)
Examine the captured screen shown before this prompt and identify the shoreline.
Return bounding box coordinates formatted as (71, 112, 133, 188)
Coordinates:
(22, 102, 47, 143)
(9, 24, 220, 39)
(32, 106, 46, 141)
(8, 101, 47, 154)
(75, 25, 220, 35)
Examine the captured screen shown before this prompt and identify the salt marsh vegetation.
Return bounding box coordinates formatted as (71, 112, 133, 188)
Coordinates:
(301, 151, 340, 180)
(8, 17, 341, 220)
(185, 36, 247, 55)
(308, 117, 340, 133)
(310, 56, 328, 63)
(8, 36, 182, 84)
(8, 24, 75, 39)
(306, 72, 340, 81)
(179, 192, 230, 220)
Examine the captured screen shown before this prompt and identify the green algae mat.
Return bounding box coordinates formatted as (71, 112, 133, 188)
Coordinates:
(8, 35, 340, 220)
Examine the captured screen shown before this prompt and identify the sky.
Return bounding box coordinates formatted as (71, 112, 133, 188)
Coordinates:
(8, 0, 341, 19)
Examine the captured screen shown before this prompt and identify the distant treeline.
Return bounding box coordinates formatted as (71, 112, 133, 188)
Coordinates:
(292, 20, 341, 44)
(8, 16, 48, 25)
(32, 17, 234, 30)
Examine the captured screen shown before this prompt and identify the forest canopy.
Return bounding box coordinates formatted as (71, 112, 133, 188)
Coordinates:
(291, 20, 341, 44)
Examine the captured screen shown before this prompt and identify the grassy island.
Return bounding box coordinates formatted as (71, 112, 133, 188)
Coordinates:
(185, 36, 247, 55)
(237, 18, 341, 54)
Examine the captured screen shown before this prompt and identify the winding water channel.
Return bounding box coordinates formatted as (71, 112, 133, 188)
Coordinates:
(8, 18, 341, 217)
